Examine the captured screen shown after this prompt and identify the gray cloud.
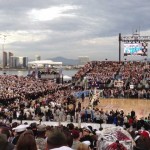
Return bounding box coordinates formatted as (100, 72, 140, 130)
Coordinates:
(0, 0, 150, 61)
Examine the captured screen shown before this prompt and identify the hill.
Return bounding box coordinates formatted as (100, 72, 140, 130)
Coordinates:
(47, 57, 78, 65)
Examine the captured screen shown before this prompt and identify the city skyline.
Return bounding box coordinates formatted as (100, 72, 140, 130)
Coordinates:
(0, 1, 150, 61)
(2, 51, 28, 68)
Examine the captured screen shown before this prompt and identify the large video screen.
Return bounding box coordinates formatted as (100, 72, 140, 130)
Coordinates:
(124, 43, 148, 56)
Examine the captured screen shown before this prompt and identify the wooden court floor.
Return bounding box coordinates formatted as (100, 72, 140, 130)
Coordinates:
(80, 98, 150, 119)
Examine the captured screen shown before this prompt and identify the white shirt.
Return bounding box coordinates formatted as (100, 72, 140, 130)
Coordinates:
(51, 146, 73, 150)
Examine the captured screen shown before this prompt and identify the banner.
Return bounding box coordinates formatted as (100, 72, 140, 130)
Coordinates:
(74, 90, 89, 98)
(114, 80, 124, 87)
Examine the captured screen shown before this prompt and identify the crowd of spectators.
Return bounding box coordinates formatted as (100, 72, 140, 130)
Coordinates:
(0, 82, 150, 150)
(0, 121, 96, 150)
(73, 61, 150, 99)
(0, 60, 150, 149)
(0, 107, 150, 150)
(0, 75, 72, 105)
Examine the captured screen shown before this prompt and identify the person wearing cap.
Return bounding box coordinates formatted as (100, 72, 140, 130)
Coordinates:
(71, 129, 90, 150)
(12, 124, 28, 145)
(80, 127, 94, 149)
(134, 130, 150, 149)
(71, 129, 81, 149)
(30, 122, 37, 137)
(36, 124, 47, 150)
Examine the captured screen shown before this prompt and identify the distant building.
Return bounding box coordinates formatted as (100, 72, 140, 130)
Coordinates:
(9, 52, 13, 68)
(10, 56, 28, 68)
(35, 55, 41, 61)
(9, 56, 17, 68)
(78, 56, 90, 65)
(22, 57, 28, 68)
(3, 51, 7, 68)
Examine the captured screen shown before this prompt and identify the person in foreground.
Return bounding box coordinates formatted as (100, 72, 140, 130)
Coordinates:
(16, 130, 37, 150)
(46, 129, 73, 150)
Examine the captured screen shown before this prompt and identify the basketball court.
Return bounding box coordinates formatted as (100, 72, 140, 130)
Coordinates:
(80, 98, 150, 119)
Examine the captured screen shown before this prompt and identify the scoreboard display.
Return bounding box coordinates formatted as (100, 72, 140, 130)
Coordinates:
(124, 42, 148, 56)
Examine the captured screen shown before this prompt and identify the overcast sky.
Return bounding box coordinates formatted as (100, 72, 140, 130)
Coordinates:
(0, 0, 150, 61)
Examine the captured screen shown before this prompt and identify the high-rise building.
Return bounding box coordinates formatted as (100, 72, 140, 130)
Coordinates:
(35, 55, 41, 61)
(9, 56, 17, 68)
(3, 51, 7, 68)
(23, 57, 28, 68)
(78, 56, 90, 65)
(9, 52, 13, 68)
(10, 56, 28, 68)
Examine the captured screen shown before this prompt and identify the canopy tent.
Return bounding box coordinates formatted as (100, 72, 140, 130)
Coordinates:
(63, 75, 72, 81)
(28, 60, 62, 66)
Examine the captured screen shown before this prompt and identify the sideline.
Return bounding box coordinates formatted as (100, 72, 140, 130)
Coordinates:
(12, 120, 115, 130)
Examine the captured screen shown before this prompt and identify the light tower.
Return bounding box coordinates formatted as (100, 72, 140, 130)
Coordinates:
(2, 35, 7, 52)
(1, 34, 7, 70)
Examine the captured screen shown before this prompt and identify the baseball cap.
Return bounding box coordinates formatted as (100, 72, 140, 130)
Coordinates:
(71, 130, 79, 139)
(37, 124, 46, 132)
(83, 126, 92, 133)
(139, 130, 150, 138)
(13, 124, 29, 133)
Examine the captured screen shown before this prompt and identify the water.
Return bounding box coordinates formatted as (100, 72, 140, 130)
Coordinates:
(62, 69, 78, 77)
(0, 69, 78, 77)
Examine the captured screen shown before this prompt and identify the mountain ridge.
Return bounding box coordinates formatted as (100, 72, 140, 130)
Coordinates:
(47, 56, 78, 65)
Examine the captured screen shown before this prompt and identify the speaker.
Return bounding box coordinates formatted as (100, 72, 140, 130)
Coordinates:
(56, 78, 60, 84)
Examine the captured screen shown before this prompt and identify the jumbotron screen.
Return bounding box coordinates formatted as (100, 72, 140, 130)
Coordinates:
(124, 43, 148, 56)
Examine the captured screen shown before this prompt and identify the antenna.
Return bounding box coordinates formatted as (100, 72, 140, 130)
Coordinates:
(2, 34, 7, 52)
(1, 34, 8, 70)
